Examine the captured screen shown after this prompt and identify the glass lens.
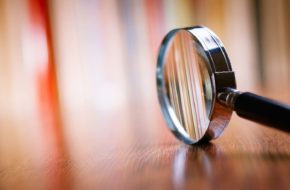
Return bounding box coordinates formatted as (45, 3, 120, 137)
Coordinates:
(163, 30, 213, 141)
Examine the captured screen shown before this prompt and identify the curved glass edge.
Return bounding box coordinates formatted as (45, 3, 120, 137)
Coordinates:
(157, 29, 197, 144)
(157, 27, 214, 144)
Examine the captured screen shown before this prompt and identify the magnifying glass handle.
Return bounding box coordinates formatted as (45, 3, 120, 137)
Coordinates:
(218, 88, 290, 132)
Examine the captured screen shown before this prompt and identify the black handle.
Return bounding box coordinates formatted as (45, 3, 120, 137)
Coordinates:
(234, 92, 290, 132)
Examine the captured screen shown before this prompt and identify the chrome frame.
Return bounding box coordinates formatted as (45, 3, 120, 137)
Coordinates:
(156, 26, 236, 144)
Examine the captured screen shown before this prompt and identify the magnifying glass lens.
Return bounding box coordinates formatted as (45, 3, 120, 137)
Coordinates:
(159, 26, 290, 144)
(163, 30, 213, 142)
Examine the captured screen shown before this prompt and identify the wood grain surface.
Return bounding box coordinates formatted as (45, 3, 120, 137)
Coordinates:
(0, 97, 290, 190)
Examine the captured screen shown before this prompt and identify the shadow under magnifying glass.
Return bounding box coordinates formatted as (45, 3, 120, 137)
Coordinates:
(172, 142, 224, 189)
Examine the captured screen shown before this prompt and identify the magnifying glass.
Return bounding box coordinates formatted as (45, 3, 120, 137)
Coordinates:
(156, 26, 290, 144)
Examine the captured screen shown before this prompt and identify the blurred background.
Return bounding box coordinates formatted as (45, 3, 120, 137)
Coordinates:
(0, 0, 289, 117)
(0, 0, 290, 189)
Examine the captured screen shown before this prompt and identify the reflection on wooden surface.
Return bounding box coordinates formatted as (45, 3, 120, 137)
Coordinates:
(1, 97, 290, 189)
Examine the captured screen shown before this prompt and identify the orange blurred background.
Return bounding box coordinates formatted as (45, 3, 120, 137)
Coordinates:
(0, 0, 289, 118)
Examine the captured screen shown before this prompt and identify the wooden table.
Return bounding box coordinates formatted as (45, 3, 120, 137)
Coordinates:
(0, 96, 290, 190)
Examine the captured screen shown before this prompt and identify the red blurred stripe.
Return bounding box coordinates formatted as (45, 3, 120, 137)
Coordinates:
(27, 0, 69, 189)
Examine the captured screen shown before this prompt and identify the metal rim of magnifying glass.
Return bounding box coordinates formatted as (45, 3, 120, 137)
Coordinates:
(156, 26, 237, 144)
